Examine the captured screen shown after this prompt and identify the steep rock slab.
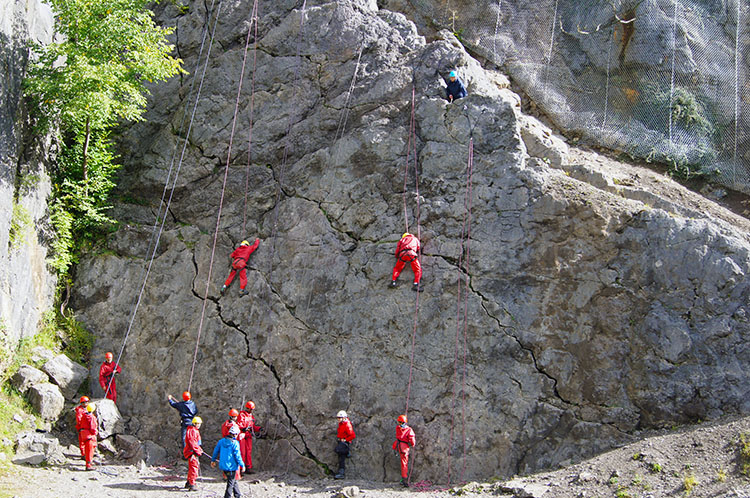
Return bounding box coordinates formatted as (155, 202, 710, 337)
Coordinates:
(72, 0, 750, 482)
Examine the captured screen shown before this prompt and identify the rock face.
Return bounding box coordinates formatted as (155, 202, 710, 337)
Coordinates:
(0, 0, 56, 376)
(42, 354, 88, 400)
(10, 364, 48, 393)
(70, 0, 750, 483)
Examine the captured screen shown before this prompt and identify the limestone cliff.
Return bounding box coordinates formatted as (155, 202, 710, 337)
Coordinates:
(0, 0, 56, 368)
(69, 0, 750, 482)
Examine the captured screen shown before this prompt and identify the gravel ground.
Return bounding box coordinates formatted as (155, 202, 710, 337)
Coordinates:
(3, 415, 750, 498)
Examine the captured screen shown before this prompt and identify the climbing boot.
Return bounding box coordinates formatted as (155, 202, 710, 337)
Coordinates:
(220, 285, 227, 296)
(184, 481, 190, 489)
(389, 280, 397, 288)
(239, 288, 248, 296)
(334, 469, 345, 479)
(187, 484, 197, 492)
(411, 282, 423, 292)
(401, 477, 409, 487)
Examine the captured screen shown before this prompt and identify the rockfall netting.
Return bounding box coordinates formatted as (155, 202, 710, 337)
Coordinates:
(415, 0, 750, 190)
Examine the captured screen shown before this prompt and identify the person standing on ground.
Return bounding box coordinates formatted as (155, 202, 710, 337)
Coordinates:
(389, 232, 423, 292)
(221, 409, 242, 480)
(211, 425, 246, 498)
(168, 391, 198, 448)
(98, 352, 122, 403)
(221, 239, 260, 297)
(238, 401, 263, 475)
(446, 70, 467, 102)
(392, 414, 416, 487)
(79, 403, 99, 471)
(74, 395, 90, 458)
(334, 410, 356, 480)
(184, 416, 203, 491)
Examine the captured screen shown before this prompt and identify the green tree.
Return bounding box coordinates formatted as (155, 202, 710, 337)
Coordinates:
(25, 0, 183, 276)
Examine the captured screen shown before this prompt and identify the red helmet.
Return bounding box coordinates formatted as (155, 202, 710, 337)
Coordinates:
(79, 396, 90, 404)
(182, 391, 191, 401)
(105, 352, 113, 361)
(245, 401, 255, 410)
(397, 414, 407, 424)
(229, 408, 239, 417)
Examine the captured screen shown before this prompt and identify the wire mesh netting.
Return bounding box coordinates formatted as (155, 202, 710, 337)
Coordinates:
(412, 0, 750, 191)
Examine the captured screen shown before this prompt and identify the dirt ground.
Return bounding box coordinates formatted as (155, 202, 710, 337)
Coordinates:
(2, 415, 750, 498)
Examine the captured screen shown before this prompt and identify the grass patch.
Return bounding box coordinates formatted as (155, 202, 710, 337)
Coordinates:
(740, 433, 750, 476)
(9, 204, 32, 251)
(683, 472, 698, 495)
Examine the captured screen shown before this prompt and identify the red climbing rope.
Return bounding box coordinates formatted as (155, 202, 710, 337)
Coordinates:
(242, 0, 260, 236)
(188, 5, 260, 391)
(447, 137, 474, 484)
(103, 0, 223, 400)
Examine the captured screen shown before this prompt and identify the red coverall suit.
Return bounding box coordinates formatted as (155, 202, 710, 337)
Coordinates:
(184, 425, 203, 486)
(220, 419, 241, 479)
(224, 239, 260, 290)
(99, 360, 122, 403)
(392, 424, 416, 479)
(74, 404, 87, 457)
(78, 412, 98, 469)
(238, 410, 262, 471)
(391, 234, 422, 284)
(335, 419, 356, 473)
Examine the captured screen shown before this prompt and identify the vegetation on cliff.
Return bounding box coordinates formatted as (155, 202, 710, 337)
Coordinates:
(24, 0, 183, 278)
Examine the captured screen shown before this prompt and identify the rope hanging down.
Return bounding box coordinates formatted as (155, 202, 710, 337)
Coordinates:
(104, 0, 224, 400)
(188, 4, 260, 392)
(242, 0, 260, 235)
(267, 0, 308, 279)
(447, 137, 474, 484)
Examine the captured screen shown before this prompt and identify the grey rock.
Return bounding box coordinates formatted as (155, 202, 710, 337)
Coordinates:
(42, 354, 88, 399)
(115, 434, 143, 461)
(334, 486, 360, 498)
(13, 431, 66, 466)
(93, 398, 124, 439)
(142, 440, 167, 466)
(29, 347, 55, 365)
(10, 365, 49, 393)
(27, 383, 64, 421)
(497, 478, 549, 498)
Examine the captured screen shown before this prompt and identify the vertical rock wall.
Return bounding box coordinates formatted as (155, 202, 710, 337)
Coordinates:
(0, 0, 56, 369)
(71, 0, 750, 482)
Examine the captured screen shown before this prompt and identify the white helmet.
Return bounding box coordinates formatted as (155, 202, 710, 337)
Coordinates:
(336, 410, 347, 418)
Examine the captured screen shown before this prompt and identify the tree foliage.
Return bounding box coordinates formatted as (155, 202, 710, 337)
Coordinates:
(24, 0, 183, 276)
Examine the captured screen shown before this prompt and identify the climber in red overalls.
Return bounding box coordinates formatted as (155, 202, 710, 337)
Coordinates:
(392, 414, 416, 487)
(98, 351, 122, 403)
(221, 408, 242, 480)
(184, 416, 203, 491)
(389, 233, 423, 292)
(221, 239, 260, 296)
(238, 401, 263, 474)
(78, 403, 99, 470)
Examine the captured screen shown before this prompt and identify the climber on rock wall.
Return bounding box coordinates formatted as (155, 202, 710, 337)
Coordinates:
(389, 233, 423, 292)
(446, 70, 467, 102)
(221, 239, 260, 297)
(98, 351, 122, 403)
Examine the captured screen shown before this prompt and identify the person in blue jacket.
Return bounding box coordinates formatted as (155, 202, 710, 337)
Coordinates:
(211, 425, 246, 498)
(446, 70, 467, 102)
(168, 391, 198, 448)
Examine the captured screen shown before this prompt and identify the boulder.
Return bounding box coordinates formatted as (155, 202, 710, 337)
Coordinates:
(42, 354, 88, 399)
(93, 398, 124, 438)
(115, 434, 144, 461)
(29, 346, 55, 365)
(13, 431, 66, 466)
(10, 365, 48, 393)
(143, 440, 168, 466)
(27, 383, 64, 421)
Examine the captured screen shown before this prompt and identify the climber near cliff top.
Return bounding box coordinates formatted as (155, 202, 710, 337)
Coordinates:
(334, 410, 356, 480)
(221, 239, 260, 297)
(446, 70, 467, 103)
(392, 414, 416, 487)
(168, 391, 198, 448)
(389, 233, 423, 292)
(98, 351, 122, 403)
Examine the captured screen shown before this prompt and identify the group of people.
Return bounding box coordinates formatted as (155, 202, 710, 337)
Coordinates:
(168, 391, 264, 496)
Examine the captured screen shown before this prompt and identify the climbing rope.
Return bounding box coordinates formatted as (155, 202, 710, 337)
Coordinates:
(188, 3, 260, 392)
(242, 0, 260, 236)
(103, 0, 224, 400)
(268, 0, 308, 278)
